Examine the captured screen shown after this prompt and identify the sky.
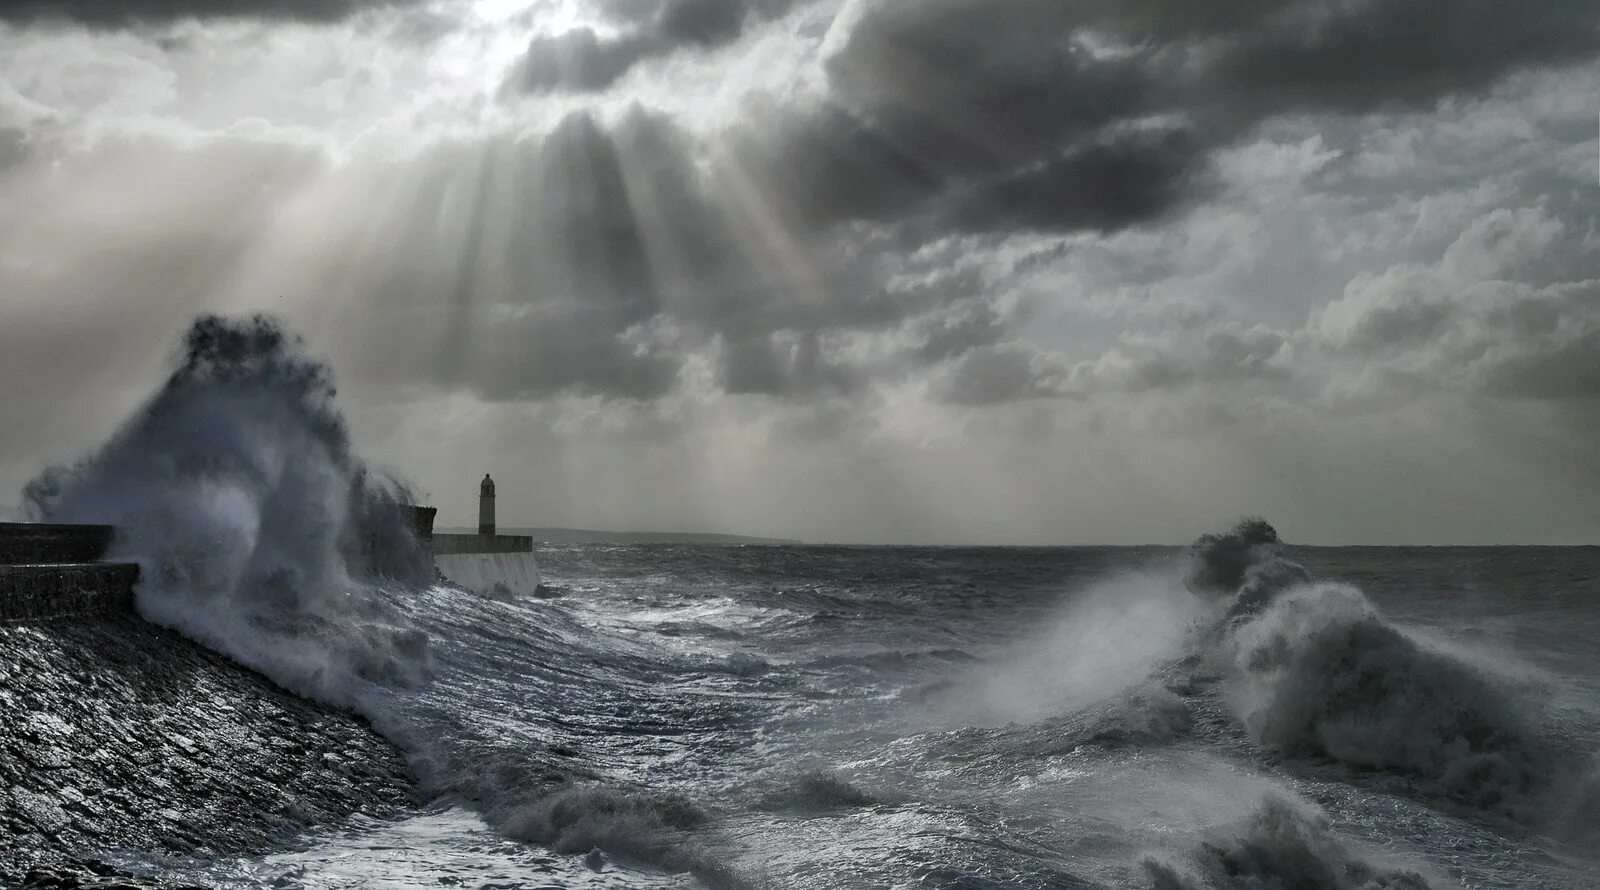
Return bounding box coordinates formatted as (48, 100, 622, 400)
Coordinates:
(0, 0, 1597, 544)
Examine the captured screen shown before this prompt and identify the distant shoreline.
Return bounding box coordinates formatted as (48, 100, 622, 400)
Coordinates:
(436, 527, 803, 545)
(436, 530, 1599, 547)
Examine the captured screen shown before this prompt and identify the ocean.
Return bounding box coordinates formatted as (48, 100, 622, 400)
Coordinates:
(110, 539, 1600, 889)
(24, 323, 1598, 889)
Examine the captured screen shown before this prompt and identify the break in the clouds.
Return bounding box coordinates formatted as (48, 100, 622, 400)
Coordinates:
(0, 0, 1597, 543)
(503, 0, 795, 93)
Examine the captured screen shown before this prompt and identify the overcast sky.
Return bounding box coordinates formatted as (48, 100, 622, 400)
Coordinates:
(1, 0, 1597, 544)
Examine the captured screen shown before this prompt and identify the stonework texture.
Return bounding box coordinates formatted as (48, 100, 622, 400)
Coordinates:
(0, 610, 418, 880)
(0, 564, 138, 624)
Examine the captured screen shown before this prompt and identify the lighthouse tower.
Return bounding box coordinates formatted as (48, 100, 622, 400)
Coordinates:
(479, 473, 496, 536)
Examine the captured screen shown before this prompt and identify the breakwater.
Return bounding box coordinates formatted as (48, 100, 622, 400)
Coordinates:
(413, 506, 544, 598)
(0, 522, 419, 881)
(0, 563, 137, 624)
(0, 523, 137, 625)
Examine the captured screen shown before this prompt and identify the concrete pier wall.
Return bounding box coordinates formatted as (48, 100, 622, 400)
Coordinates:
(0, 523, 138, 624)
(432, 532, 535, 555)
(0, 563, 138, 624)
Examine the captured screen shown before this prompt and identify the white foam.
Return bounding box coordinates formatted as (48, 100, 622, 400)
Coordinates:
(26, 316, 432, 710)
(938, 568, 1209, 727)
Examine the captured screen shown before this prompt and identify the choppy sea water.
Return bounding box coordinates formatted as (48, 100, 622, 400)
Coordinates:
(114, 542, 1600, 890)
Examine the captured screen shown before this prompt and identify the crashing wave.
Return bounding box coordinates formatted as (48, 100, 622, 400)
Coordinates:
(750, 770, 885, 814)
(24, 315, 432, 708)
(1144, 796, 1434, 889)
(21, 316, 742, 886)
(1185, 517, 1310, 619)
(1184, 518, 1588, 820)
(1229, 583, 1541, 809)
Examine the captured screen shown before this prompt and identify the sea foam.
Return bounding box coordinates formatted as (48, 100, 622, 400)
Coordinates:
(1187, 518, 1586, 820)
(24, 315, 742, 886)
(26, 315, 432, 709)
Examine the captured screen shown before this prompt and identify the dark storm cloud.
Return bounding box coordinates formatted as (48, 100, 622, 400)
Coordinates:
(937, 128, 1209, 235)
(493, 0, 1600, 405)
(9, 0, 1597, 411)
(1210, 0, 1600, 116)
(505, 0, 793, 94)
(736, 11, 1164, 231)
(734, 0, 1600, 239)
(0, 0, 417, 26)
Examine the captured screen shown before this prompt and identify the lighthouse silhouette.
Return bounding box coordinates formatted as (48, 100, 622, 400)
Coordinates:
(479, 473, 496, 536)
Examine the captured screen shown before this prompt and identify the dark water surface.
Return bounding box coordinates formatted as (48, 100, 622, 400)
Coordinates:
(121, 544, 1600, 889)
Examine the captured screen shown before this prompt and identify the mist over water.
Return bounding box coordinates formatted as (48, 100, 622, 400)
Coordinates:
(938, 568, 1207, 727)
(24, 318, 1600, 888)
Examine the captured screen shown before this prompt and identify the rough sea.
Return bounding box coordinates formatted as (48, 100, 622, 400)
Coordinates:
(28, 320, 1600, 889)
(105, 541, 1599, 890)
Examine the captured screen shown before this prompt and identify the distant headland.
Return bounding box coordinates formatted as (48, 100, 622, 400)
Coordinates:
(437, 526, 802, 545)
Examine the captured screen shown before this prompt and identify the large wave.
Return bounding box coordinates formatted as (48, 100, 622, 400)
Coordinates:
(1145, 796, 1435, 890)
(1186, 518, 1589, 821)
(1230, 583, 1542, 808)
(25, 315, 432, 708)
(23, 316, 742, 887)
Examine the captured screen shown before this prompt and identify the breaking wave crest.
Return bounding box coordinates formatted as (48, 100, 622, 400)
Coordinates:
(25, 315, 432, 708)
(22, 316, 741, 886)
(21, 318, 1595, 887)
(750, 770, 885, 814)
(1187, 519, 1593, 823)
(1145, 796, 1435, 890)
(1185, 516, 1309, 619)
(1229, 583, 1542, 809)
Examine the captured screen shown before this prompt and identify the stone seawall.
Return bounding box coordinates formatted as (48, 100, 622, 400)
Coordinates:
(0, 563, 138, 624)
(0, 610, 418, 879)
(0, 522, 419, 882)
(0, 522, 138, 625)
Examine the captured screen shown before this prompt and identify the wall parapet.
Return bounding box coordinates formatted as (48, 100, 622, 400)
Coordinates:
(0, 563, 138, 624)
(432, 533, 534, 555)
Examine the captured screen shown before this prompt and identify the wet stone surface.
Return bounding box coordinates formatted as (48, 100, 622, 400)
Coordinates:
(0, 610, 418, 880)
(18, 862, 208, 889)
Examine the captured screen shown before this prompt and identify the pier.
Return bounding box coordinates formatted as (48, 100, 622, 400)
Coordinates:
(0, 523, 138, 624)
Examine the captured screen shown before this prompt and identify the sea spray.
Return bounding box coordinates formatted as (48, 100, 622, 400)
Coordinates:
(1184, 518, 1579, 817)
(22, 315, 743, 887)
(1185, 517, 1309, 619)
(938, 569, 1209, 727)
(1144, 796, 1435, 890)
(1229, 583, 1540, 808)
(25, 315, 432, 707)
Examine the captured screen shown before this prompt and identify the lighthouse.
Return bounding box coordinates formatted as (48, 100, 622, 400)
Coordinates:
(479, 473, 496, 536)
(412, 473, 536, 597)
